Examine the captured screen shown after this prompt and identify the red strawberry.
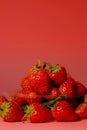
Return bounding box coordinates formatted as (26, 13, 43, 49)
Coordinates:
(22, 103, 52, 123)
(13, 89, 42, 106)
(75, 81, 87, 96)
(75, 103, 87, 119)
(20, 77, 31, 90)
(59, 78, 75, 97)
(52, 100, 78, 121)
(27, 58, 46, 78)
(0, 96, 8, 106)
(43, 87, 60, 101)
(29, 70, 51, 95)
(48, 64, 67, 86)
(0, 101, 24, 122)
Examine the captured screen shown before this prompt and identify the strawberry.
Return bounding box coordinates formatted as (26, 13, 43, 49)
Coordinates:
(13, 89, 42, 106)
(27, 59, 51, 95)
(20, 77, 31, 90)
(75, 81, 87, 96)
(52, 100, 78, 121)
(48, 64, 67, 86)
(27, 58, 46, 78)
(59, 78, 75, 97)
(0, 96, 8, 106)
(29, 70, 51, 95)
(75, 103, 87, 119)
(43, 87, 60, 101)
(22, 103, 52, 123)
(0, 101, 24, 122)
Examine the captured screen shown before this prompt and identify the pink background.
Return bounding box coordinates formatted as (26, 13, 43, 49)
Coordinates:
(0, 0, 87, 129)
(0, 117, 87, 130)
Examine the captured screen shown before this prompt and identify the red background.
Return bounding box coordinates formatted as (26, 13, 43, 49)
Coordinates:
(0, 0, 87, 96)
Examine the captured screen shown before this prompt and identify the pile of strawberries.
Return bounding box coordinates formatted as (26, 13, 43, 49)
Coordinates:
(0, 59, 87, 123)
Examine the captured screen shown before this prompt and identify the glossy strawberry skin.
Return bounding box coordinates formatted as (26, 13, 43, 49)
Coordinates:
(29, 70, 51, 95)
(59, 78, 75, 97)
(43, 87, 60, 101)
(75, 103, 87, 119)
(29, 103, 52, 123)
(52, 100, 78, 122)
(75, 81, 87, 96)
(49, 66, 67, 86)
(20, 77, 31, 90)
(2, 101, 24, 122)
(13, 89, 42, 106)
(0, 96, 8, 106)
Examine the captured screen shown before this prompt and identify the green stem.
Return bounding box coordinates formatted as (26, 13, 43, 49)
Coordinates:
(43, 62, 52, 69)
(43, 96, 63, 108)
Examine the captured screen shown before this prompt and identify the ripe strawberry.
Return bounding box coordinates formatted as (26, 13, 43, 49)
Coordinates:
(20, 77, 31, 90)
(29, 70, 51, 95)
(48, 64, 67, 86)
(75, 103, 87, 119)
(0, 101, 24, 122)
(43, 87, 60, 101)
(27, 58, 46, 78)
(52, 100, 78, 121)
(22, 103, 52, 123)
(59, 78, 75, 97)
(0, 96, 8, 106)
(75, 81, 87, 96)
(13, 89, 42, 106)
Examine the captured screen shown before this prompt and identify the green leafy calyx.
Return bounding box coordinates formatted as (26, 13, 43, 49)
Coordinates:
(0, 102, 10, 117)
(23, 105, 34, 120)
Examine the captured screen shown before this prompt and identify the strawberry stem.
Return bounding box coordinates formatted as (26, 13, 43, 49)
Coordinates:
(43, 62, 52, 69)
(43, 96, 63, 108)
(36, 58, 41, 68)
